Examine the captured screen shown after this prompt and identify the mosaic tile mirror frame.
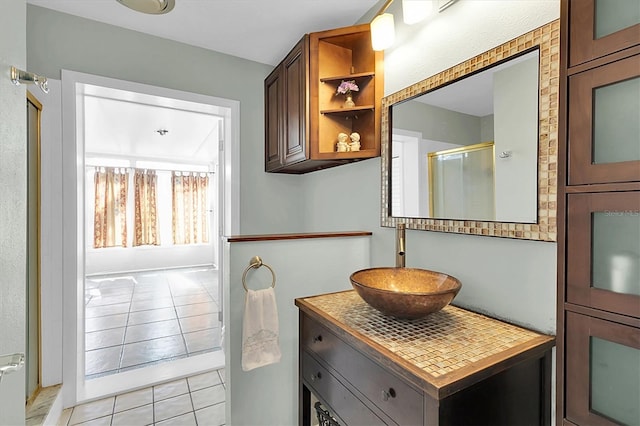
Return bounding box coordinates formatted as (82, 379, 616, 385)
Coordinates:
(380, 20, 559, 242)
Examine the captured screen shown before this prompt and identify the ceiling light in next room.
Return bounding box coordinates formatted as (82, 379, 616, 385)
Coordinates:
(116, 0, 175, 14)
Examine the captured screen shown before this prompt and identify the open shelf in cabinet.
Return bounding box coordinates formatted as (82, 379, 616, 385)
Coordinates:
(316, 108, 375, 156)
(311, 24, 382, 161)
(320, 105, 374, 115)
(319, 72, 375, 83)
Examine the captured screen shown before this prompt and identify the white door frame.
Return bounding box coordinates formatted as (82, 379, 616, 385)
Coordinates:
(61, 70, 239, 406)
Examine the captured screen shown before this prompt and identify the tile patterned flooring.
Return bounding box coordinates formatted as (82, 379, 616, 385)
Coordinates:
(57, 369, 226, 426)
(85, 267, 221, 379)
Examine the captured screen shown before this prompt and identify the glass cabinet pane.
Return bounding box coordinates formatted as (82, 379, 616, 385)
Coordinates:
(568, 55, 640, 184)
(567, 313, 640, 425)
(593, 76, 640, 164)
(595, 0, 640, 39)
(592, 211, 640, 296)
(591, 336, 640, 425)
(567, 192, 640, 317)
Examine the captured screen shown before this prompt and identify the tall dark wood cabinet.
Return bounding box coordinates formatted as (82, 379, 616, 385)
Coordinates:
(558, 1, 640, 425)
(265, 24, 383, 174)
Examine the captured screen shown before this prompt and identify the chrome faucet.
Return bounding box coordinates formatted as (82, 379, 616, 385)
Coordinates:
(396, 223, 406, 268)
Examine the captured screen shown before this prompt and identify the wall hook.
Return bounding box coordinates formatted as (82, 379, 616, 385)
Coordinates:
(0, 353, 25, 384)
(10, 66, 49, 94)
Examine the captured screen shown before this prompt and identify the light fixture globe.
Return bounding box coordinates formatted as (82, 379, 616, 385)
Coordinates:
(116, 0, 175, 14)
(371, 13, 395, 51)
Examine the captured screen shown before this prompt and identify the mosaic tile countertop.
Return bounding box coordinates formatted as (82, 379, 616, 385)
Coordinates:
(298, 291, 554, 381)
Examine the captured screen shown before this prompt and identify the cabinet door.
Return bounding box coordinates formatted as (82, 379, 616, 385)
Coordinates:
(565, 312, 640, 426)
(566, 192, 640, 318)
(265, 66, 284, 171)
(282, 36, 308, 166)
(568, 54, 640, 185)
(569, 0, 640, 67)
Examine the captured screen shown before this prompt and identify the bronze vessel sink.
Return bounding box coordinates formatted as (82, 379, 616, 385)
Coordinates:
(350, 267, 462, 319)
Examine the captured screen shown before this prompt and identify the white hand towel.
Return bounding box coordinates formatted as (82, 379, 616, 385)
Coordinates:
(241, 287, 281, 371)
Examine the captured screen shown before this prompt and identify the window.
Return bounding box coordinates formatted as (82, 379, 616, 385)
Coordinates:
(87, 157, 212, 249)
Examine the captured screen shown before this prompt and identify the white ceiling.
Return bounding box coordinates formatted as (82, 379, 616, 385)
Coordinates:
(26, 0, 380, 66)
(83, 89, 222, 164)
(28, 0, 379, 164)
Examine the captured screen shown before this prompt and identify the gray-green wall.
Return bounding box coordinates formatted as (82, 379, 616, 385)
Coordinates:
(27, 4, 304, 235)
(393, 100, 482, 145)
(0, 1, 27, 424)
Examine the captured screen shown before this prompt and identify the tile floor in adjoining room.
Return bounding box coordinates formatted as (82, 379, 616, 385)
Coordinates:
(58, 369, 226, 426)
(85, 267, 221, 379)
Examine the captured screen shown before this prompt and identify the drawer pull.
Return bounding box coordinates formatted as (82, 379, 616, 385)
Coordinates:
(382, 388, 396, 401)
(313, 335, 323, 343)
(311, 372, 322, 382)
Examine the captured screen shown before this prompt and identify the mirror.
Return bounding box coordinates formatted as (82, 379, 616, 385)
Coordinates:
(380, 21, 559, 241)
(391, 49, 539, 222)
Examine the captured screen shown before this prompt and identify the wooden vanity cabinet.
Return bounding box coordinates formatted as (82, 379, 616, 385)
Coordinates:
(265, 24, 383, 174)
(296, 293, 555, 426)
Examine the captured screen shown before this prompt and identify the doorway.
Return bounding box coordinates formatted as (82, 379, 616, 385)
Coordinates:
(61, 71, 239, 405)
(26, 91, 42, 405)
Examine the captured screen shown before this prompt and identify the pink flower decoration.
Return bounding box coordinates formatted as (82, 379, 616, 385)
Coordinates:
(336, 80, 359, 95)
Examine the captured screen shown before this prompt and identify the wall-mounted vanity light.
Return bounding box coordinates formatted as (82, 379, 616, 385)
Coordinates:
(371, 0, 458, 51)
(10, 66, 49, 94)
(371, 1, 396, 52)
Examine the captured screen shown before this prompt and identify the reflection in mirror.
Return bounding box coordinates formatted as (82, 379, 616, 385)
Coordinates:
(429, 142, 495, 220)
(380, 20, 559, 241)
(391, 49, 539, 222)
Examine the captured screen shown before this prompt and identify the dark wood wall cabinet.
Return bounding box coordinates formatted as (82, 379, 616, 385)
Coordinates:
(296, 291, 555, 426)
(558, 1, 640, 425)
(264, 24, 383, 174)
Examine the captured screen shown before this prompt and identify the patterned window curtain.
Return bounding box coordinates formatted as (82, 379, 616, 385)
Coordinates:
(172, 172, 210, 245)
(93, 167, 129, 248)
(134, 169, 160, 247)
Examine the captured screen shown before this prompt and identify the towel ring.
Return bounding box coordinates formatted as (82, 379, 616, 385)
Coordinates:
(242, 256, 276, 292)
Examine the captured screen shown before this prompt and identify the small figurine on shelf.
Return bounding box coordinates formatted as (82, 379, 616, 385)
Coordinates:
(337, 132, 350, 152)
(349, 132, 361, 152)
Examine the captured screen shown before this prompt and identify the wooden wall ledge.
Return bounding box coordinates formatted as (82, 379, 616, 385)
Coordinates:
(227, 231, 372, 243)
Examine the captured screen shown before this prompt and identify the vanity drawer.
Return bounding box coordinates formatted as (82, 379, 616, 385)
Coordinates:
(301, 314, 423, 426)
(302, 351, 387, 426)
